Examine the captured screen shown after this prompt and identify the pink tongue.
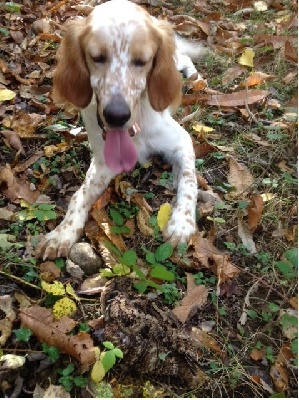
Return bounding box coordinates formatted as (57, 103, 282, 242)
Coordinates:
(104, 129, 138, 174)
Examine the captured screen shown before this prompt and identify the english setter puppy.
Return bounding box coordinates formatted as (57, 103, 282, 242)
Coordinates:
(36, 0, 204, 260)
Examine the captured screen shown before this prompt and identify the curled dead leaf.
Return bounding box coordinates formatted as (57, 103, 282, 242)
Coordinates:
(19, 306, 96, 365)
(226, 156, 254, 197)
(136, 207, 153, 236)
(173, 274, 208, 323)
(247, 193, 264, 232)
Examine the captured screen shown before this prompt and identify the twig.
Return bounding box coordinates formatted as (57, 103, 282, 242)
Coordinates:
(0, 269, 41, 290)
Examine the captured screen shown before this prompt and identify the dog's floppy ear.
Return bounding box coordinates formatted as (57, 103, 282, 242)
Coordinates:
(53, 18, 92, 108)
(147, 20, 182, 112)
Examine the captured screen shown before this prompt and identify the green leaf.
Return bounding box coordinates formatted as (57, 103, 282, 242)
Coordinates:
(291, 338, 298, 355)
(134, 281, 148, 293)
(42, 344, 60, 362)
(101, 351, 116, 372)
(73, 376, 88, 388)
(5, 2, 22, 13)
(113, 348, 123, 359)
(13, 327, 32, 342)
(268, 302, 280, 313)
(150, 265, 175, 281)
(145, 251, 156, 264)
(60, 363, 74, 376)
(284, 248, 298, 268)
(275, 261, 296, 279)
(247, 309, 258, 319)
(109, 208, 124, 226)
(111, 225, 130, 234)
(103, 341, 114, 350)
(122, 249, 137, 266)
(58, 376, 73, 392)
(154, 242, 173, 262)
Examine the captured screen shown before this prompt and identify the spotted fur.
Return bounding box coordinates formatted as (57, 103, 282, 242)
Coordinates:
(35, 0, 201, 260)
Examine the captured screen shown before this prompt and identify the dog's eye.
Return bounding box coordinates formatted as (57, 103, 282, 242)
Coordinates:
(91, 54, 107, 64)
(132, 58, 147, 67)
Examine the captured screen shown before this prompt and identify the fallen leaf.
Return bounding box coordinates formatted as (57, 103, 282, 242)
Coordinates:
(239, 48, 255, 68)
(226, 156, 254, 197)
(237, 216, 257, 254)
(19, 306, 96, 365)
(222, 65, 246, 86)
(241, 71, 275, 87)
(284, 40, 297, 63)
(1, 130, 25, 154)
(137, 207, 154, 236)
(191, 327, 226, 358)
(247, 193, 264, 232)
(0, 89, 16, 101)
(250, 347, 266, 361)
(157, 203, 172, 231)
(207, 89, 270, 107)
(39, 261, 61, 282)
(172, 273, 208, 323)
(43, 384, 71, 398)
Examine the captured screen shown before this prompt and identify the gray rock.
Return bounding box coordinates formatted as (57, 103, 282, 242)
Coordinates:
(68, 242, 103, 276)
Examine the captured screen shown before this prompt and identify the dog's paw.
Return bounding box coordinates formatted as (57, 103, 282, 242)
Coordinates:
(35, 227, 83, 260)
(163, 208, 196, 247)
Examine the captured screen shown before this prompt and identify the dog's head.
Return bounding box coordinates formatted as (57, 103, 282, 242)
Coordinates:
(53, 0, 182, 130)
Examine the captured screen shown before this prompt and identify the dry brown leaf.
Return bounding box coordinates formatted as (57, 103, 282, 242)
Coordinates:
(241, 71, 275, 88)
(1, 130, 25, 154)
(237, 216, 257, 254)
(19, 306, 96, 365)
(191, 327, 226, 359)
(92, 187, 113, 211)
(250, 347, 266, 361)
(207, 89, 270, 107)
(241, 132, 271, 147)
(212, 254, 241, 283)
(270, 343, 295, 392)
(131, 192, 153, 212)
(43, 384, 71, 398)
(284, 40, 297, 63)
(0, 164, 39, 204)
(136, 207, 154, 236)
(85, 220, 123, 270)
(247, 193, 264, 232)
(222, 65, 246, 86)
(39, 261, 61, 282)
(90, 208, 127, 252)
(282, 70, 298, 84)
(172, 273, 208, 323)
(44, 143, 70, 158)
(226, 156, 254, 197)
(288, 297, 298, 310)
(194, 142, 217, 158)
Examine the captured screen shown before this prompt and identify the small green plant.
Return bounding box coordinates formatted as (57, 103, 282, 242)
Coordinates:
(274, 248, 297, 280)
(193, 271, 216, 286)
(42, 344, 60, 362)
(13, 327, 32, 342)
(57, 363, 87, 392)
(161, 283, 181, 305)
(159, 171, 173, 187)
(101, 341, 123, 373)
(18, 203, 56, 223)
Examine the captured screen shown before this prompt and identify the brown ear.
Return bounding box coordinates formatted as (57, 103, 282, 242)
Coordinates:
(147, 20, 182, 112)
(53, 19, 92, 108)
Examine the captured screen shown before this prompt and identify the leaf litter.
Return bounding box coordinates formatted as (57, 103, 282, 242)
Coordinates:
(0, 0, 297, 397)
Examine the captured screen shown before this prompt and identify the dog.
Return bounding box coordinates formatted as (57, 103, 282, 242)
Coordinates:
(36, 0, 204, 260)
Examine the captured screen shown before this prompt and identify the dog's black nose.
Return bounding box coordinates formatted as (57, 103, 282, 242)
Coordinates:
(103, 98, 131, 127)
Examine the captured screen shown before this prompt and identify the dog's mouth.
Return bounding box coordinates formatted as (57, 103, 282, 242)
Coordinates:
(96, 108, 140, 174)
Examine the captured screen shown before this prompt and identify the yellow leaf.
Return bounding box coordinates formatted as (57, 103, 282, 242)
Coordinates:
(20, 199, 30, 208)
(65, 283, 79, 300)
(41, 280, 65, 295)
(91, 360, 106, 383)
(52, 297, 77, 319)
(157, 203, 172, 231)
(0, 89, 16, 101)
(192, 124, 214, 133)
(261, 193, 276, 202)
(239, 48, 255, 68)
(254, 1, 268, 12)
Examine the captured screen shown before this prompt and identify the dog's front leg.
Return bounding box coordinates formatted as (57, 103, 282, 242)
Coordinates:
(155, 118, 198, 246)
(35, 158, 115, 260)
